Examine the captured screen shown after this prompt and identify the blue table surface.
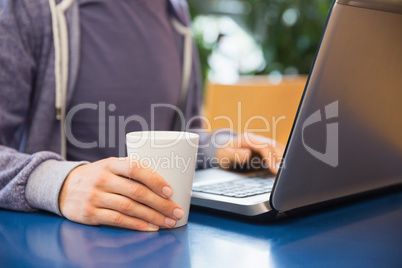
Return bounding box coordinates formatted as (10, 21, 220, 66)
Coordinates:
(1, 190, 401, 268)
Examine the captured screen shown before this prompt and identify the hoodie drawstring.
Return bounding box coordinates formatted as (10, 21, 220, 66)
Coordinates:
(171, 17, 193, 126)
(49, 0, 75, 159)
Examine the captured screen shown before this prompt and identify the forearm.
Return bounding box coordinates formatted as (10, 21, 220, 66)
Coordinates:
(26, 159, 88, 215)
(0, 145, 86, 215)
(195, 129, 236, 169)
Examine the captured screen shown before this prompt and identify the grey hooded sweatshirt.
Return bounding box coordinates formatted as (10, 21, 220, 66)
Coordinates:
(0, 0, 219, 216)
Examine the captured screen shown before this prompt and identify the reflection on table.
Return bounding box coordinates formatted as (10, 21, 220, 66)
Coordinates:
(1, 189, 401, 267)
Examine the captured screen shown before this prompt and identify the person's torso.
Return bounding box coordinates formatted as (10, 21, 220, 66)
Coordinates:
(67, 0, 182, 161)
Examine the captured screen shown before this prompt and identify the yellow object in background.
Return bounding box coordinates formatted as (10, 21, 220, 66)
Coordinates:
(203, 76, 307, 146)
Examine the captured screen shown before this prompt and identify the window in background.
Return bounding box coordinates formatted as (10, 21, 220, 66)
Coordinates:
(188, 0, 332, 85)
(193, 16, 265, 84)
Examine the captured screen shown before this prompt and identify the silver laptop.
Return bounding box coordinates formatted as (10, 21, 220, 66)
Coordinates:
(191, 0, 402, 217)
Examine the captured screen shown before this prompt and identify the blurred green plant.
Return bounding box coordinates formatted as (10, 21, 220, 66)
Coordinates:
(188, 0, 332, 82)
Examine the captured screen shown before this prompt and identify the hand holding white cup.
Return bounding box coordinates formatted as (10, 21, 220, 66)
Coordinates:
(126, 131, 199, 228)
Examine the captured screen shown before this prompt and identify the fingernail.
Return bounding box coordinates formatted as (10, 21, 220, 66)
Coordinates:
(148, 223, 159, 231)
(173, 208, 184, 219)
(162, 186, 173, 198)
(165, 217, 177, 228)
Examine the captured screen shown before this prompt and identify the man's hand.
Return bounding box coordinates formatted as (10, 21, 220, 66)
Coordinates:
(216, 133, 285, 174)
(59, 157, 184, 231)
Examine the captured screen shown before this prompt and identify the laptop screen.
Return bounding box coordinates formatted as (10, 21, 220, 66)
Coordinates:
(271, 0, 402, 212)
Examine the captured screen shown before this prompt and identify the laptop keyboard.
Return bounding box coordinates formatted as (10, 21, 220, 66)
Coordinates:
(192, 177, 275, 198)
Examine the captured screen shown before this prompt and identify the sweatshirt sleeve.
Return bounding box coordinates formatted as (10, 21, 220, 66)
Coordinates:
(0, 146, 86, 215)
(0, 0, 86, 215)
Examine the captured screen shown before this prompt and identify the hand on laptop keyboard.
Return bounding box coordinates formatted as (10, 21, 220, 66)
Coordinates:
(215, 132, 285, 174)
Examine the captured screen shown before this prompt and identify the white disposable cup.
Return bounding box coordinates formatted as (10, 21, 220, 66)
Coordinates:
(126, 131, 199, 228)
